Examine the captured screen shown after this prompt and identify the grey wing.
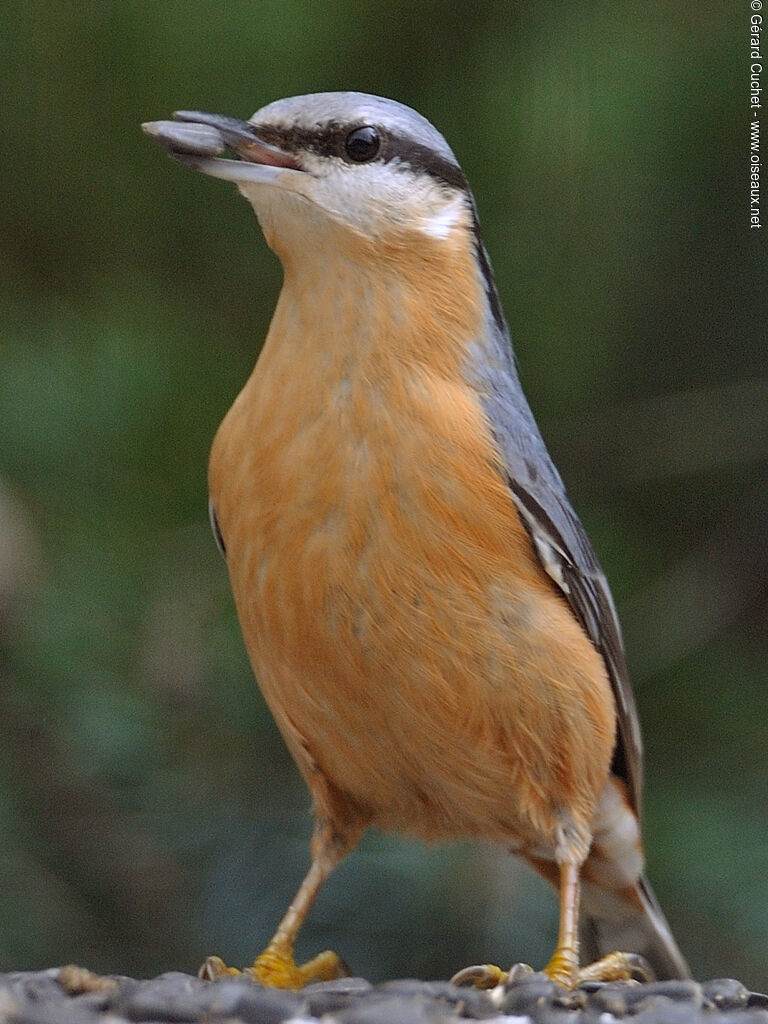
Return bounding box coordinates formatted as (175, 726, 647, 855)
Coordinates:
(469, 315, 643, 814)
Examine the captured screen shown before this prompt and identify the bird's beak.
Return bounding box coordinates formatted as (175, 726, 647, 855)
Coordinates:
(141, 110, 302, 184)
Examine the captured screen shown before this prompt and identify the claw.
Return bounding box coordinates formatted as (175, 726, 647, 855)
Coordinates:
(577, 951, 653, 984)
(450, 963, 509, 989)
(198, 955, 241, 981)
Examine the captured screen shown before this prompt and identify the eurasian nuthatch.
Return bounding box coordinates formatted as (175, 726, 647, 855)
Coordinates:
(143, 92, 689, 990)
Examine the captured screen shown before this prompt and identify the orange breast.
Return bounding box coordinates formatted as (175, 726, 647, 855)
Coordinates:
(208, 224, 615, 854)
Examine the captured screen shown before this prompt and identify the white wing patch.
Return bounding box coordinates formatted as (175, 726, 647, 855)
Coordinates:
(510, 493, 572, 594)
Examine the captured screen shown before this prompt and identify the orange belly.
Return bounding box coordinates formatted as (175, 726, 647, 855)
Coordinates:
(209, 339, 615, 856)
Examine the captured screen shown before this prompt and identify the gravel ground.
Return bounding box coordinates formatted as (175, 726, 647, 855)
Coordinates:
(0, 966, 765, 1024)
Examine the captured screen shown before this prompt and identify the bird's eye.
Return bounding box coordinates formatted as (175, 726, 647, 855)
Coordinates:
(343, 126, 381, 163)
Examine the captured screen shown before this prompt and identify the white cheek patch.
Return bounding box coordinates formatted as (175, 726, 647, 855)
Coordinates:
(418, 194, 466, 240)
(233, 151, 470, 244)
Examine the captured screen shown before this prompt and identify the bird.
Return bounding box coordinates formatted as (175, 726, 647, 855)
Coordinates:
(142, 92, 690, 991)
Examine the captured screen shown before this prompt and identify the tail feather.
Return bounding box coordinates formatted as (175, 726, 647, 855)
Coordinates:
(526, 780, 689, 979)
(580, 872, 690, 980)
(578, 776, 690, 979)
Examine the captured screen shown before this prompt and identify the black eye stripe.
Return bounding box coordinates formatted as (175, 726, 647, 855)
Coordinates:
(251, 122, 469, 193)
(385, 136, 468, 192)
(251, 122, 345, 156)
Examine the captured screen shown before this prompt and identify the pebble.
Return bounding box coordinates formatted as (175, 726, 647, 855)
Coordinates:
(498, 973, 561, 1015)
(0, 967, 763, 1024)
(702, 980, 751, 1010)
(303, 977, 374, 1017)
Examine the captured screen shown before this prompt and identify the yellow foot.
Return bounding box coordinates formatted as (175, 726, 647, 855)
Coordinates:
(542, 945, 579, 989)
(576, 951, 653, 985)
(198, 946, 348, 990)
(451, 950, 652, 991)
(544, 948, 653, 989)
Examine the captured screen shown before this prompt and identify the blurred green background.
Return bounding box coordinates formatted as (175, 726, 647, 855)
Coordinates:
(1, 0, 765, 991)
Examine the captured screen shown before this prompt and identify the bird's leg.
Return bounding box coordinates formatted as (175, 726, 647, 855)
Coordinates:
(452, 857, 651, 991)
(200, 818, 361, 989)
(245, 852, 346, 988)
(450, 853, 584, 989)
(541, 858, 581, 987)
(543, 858, 653, 988)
